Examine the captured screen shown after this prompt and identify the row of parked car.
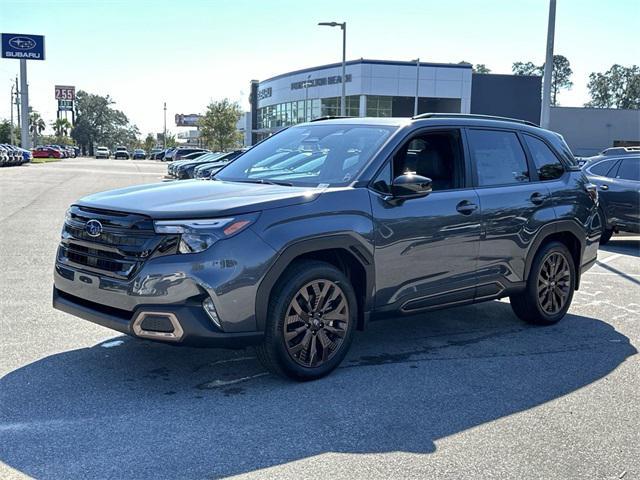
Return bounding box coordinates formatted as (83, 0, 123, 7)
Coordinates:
(166, 149, 246, 179)
(0, 144, 33, 166)
(580, 146, 640, 244)
(95, 146, 149, 159)
(32, 145, 79, 159)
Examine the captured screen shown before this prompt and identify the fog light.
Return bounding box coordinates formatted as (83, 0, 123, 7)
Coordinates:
(203, 297, 222, 329)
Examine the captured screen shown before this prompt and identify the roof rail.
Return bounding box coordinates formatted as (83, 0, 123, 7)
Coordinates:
(309, 116, 354, 122)
(600, 146, 640, 156)
(412, 112, 539, 127)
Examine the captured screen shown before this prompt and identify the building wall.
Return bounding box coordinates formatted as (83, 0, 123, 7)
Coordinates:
(471, 73, 542, 124)
(254, 59, 472, 134)
(549, 107, 640, 156)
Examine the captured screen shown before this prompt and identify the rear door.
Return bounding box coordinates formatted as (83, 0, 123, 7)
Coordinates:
(467, 128, 557, 295)
(608, 157, 640, 232)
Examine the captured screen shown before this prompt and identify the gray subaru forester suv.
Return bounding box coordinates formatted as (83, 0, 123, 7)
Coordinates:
(53, 114, 601, 380)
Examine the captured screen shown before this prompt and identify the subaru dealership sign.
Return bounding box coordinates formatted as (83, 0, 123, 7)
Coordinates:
(1, 33, 45, 60)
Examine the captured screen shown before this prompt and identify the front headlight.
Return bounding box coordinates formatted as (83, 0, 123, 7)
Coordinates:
(154, 214, 258, 254)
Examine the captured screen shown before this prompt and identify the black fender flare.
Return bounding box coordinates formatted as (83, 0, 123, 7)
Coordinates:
(524, 219, 587, 288)
(255, 233, 375, 331)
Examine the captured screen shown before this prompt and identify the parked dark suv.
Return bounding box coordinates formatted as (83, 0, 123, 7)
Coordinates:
(582, 151, 640, 244)
(53, 114, 600, 380)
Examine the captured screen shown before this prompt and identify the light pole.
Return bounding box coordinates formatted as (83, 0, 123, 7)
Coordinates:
(10, 81, 15, 145)
(304, 74, 312, 122)
(318, 21, 346, 116)
(540, 0, 556, 128)
(412, 58, 420, 116)
(163, 102, 167, 149)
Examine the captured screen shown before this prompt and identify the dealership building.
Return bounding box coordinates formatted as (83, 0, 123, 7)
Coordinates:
(247, 58, 540, 143)
(245, 58, 639, 155)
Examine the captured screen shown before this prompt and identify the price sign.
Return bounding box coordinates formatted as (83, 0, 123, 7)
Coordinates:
(55, 85, 75, 101)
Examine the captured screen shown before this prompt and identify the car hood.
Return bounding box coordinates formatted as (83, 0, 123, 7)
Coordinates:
(77, 179, 324, 219)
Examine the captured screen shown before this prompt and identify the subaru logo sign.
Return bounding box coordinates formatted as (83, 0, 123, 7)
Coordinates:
(85, 219, 103, 237)
(8, 37, 36, 50)
(1, 33, 45, 60)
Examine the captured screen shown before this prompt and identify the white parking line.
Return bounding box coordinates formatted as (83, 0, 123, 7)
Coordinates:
(598, 253, 623, 264)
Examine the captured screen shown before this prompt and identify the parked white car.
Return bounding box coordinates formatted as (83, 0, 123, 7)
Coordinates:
(95, 147, 110, 159)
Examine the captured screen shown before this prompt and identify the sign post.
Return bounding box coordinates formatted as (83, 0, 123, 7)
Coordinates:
(19, 60, 29, 148)
(1, 33, 46, 149)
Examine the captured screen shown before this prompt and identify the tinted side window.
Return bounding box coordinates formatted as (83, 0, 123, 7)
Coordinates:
(523, 135, 565, 181)
(588, 159, 620, 177)
(616, 158, 640, 181)
(467, 129, 529, 186)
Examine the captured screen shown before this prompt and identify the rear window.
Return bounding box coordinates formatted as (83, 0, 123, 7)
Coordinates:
(588, 159, 620, 177)
(616, 158, 640, 181)
(467, 129, 529, 186)
(523, 134, 565, 181)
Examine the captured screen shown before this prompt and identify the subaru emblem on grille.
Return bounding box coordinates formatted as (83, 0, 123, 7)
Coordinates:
(85, 219, 103, 237)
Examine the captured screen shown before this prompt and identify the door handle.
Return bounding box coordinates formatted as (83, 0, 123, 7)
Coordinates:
(530, 192, 547, 205)
(599, 184, 609, 191)
(456, 200, 478, 215)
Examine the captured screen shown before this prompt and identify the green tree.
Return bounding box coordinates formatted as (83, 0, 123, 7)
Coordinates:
(549, 55, 573, 106)
(585, 64, 640, 109)
(512, 61, 543, 76)
(71, 90, 140, 154)
(52, 118, 72, 137)
(198, 98, 242, 151)
(29, 112, 46, 145)
(473, 64, 491, 74)
(143, 133, 156, 152)
(165, 132, 177, 148)
(512, 55, 573, 105)
(0, 119, 20, 144)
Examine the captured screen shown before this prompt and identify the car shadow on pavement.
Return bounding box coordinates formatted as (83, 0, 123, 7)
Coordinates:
(599, 237, 640, 257)
(0, 301, 636, 479)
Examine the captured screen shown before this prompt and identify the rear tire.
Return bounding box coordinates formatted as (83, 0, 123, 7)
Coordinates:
(510, 241, 575, 325)
(597, 207, 614, 245)
(256, 260, 357, 381)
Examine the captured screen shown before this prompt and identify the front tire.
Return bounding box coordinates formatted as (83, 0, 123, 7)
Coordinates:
(256, 260, 357, 381)
(510, 241, 576, 325)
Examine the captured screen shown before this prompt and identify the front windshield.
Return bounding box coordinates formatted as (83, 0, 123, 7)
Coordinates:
(215, 124, 396, 187)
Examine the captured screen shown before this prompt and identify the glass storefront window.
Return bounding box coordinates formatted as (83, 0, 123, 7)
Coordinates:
(258, 95, 367, 129)
(366, 96, 393, 117)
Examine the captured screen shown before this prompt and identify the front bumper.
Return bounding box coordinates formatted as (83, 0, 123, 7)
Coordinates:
(53, 227, 277, 344)
(53, 287, 263, 347)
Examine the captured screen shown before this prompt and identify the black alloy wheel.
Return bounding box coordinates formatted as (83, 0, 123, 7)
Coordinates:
(537, 252, 572, 315)
(284, 279, 350, 368)
(510, 241, 576, 325)
(256, 260, 357, 380)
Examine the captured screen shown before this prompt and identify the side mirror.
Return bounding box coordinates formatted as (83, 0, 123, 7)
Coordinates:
(389, 173, 432, 200)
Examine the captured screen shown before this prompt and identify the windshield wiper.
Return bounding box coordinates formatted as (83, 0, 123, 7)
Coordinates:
(232, 179, 293, 187)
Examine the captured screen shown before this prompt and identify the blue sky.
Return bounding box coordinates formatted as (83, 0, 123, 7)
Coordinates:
(1, 0, 638, 137)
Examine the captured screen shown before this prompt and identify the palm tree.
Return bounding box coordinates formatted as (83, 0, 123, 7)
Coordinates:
(29, 112, 46, 145)
(52, 118, 72, 137)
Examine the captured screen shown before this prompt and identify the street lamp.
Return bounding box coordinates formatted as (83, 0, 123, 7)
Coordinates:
(412, 58, 420, 116)
(318, 21, 346, 116)
(163, 102, 167, 149)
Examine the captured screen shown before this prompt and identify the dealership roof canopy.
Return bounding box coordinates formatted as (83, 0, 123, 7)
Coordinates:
(261, 58, 472, 84)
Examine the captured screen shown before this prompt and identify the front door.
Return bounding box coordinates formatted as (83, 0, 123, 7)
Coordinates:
(370, 129, 481, 314)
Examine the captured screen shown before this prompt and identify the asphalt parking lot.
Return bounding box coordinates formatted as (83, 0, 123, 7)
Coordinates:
(1, 157, 639, 479)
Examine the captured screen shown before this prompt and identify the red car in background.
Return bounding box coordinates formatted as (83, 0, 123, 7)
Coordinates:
(32, 146, 63, 159)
